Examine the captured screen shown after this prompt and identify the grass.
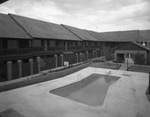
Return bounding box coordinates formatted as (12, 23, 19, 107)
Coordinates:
(127, 66, 150, 74)
(89, 61, 121, 70)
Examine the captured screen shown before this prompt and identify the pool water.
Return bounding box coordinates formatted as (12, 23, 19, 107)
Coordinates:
(50, 74, 120, 106)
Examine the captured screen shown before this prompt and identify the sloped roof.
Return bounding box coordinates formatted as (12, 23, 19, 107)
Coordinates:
(9, 14, 82, 41)
(116, 42, 150, 51)
(0, 0, 8, 4)
(61, 24, 100, 41)
(117, 30, 139, 42)
(137, 30, 150, 42)
(0, 13, 31, 39)
(85, 30, 105, 41)
(98, 31, 120, 42)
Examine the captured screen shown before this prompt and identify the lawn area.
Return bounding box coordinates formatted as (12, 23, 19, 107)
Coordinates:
(89, 62, 121, 70)
(127, 65, 150, 74)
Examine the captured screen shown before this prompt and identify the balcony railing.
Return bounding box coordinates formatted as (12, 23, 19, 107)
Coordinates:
(1, 48, 32, 56)
(85, 45, 100, 49)
(32, 47, 44, 52)
(67, 46, 83, 50)
(48, 46, 65, 51)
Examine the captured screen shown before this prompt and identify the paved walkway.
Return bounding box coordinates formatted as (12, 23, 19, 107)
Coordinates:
(119, 62, 134, 71)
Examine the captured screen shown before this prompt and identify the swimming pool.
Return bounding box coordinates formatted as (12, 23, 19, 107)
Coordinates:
(50, 73, 120, 106)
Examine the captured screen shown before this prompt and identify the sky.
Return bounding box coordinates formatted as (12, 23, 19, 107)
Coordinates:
(0, 0, 150, 32)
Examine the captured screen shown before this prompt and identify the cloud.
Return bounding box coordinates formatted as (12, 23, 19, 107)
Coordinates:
(0, 0, 149, 31)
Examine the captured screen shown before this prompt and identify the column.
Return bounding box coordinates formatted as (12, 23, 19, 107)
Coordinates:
(86, 51, 88, 60)
(76, 53, 78, 63)
(36, 57, 41, 73)
(95, 50, 97, 58)
(65, 41, 68, 50)
(60, 54, 64, 66)
(7, 61, 12, 81)
(54, 55, 58, 68)
(29, 59, 33, 75)
(92, 50, 95, 58)
(17, 60, 22, 78)
(80, 53, 82, 62)
(44, 40, 48, 51)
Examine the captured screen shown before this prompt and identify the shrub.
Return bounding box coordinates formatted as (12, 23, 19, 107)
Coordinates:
(134, 53, 145, 65)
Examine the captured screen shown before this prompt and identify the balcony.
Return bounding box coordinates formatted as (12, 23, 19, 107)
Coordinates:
(85, 45, 100, 49)
(48, 46, 65, 51)
(32, 47, 44, 52)
(67, 46, 83, 50)
(1, 48, 32, 56)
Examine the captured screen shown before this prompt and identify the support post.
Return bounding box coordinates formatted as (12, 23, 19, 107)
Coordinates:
(7, 61, 12, 80)
(44, 40, 48, 51)
(36, 57, 41, 73)
(60, 54, 64, 66)
(80, 53, 82, 62)
(76, 53, 78, 63)
(92, 50, 95, 58)
(86, 51, 88, 60)
(95, 50, 97, 58)
(29, 59, 33, 75)
(17, 60, 22, 78)
(54, 55, 58, 68)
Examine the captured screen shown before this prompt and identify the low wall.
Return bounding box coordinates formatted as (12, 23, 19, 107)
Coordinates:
(0, 62, 92, 92)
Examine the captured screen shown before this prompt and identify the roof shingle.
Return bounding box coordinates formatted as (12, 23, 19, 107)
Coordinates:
(61, 24, 100, 41)
(117, 30, 139, 42)
(9, 14, 81, 41)
(0, 13, 31, 39)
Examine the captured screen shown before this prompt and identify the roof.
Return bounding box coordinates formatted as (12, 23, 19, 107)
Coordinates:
(0, 13, 31, 39)
(9, 14, 82, 41)
(116, 42, 150, 51)
(98, 31, 120, 42)
(117, 30, 139, 42)
(137, 30, 150, 42)
(85, 30, 105, 41)
(0, 0, 8, 4)
(61, 24, 100, 41)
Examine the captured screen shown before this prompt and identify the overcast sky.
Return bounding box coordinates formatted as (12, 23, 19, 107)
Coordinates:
(0, 0, 150, 32)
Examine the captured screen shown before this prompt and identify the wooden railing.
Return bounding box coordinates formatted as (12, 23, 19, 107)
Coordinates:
(32, 47, 44, 52)
(1, 48, 32, 55)
(85, 45, 100, 49)
(67, 46, 83, 50)
(48, 46, 65, 51)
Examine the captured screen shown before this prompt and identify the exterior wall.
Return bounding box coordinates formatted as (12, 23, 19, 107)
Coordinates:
(0, 37, 102, 82)
(115, 50, 147, 63)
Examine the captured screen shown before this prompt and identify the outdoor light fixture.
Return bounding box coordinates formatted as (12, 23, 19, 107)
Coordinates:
(142, 42, 146, 46)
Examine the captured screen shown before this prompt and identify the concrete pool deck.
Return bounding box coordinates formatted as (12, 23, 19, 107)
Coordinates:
(0, 67, 149, 117)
